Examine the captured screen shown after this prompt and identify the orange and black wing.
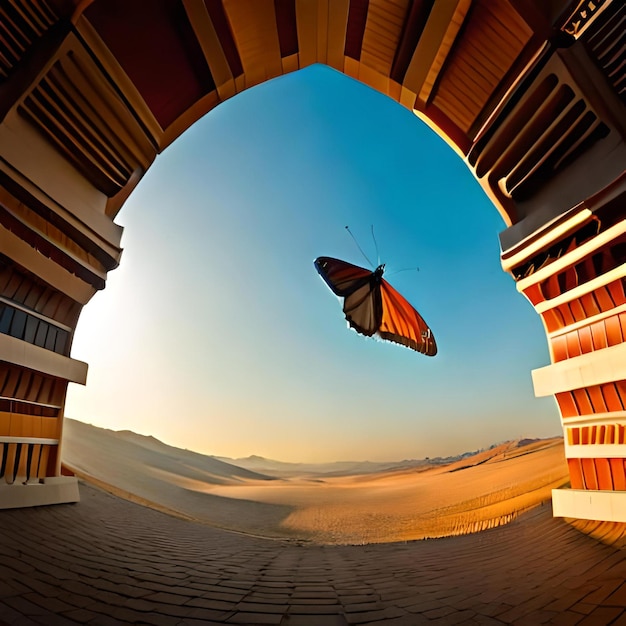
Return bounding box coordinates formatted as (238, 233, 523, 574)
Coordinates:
(314, 257, 381, 336)
(378, 278, 437, 356)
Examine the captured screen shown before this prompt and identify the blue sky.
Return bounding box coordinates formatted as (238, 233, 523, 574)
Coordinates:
(65, 64, 560, 462)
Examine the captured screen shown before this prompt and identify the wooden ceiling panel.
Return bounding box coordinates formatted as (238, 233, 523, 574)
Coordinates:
(0, 0, 58, 80)
(326, 0, 351, 72)
(390, 0, 435, 83)
(274, 0, 298, 58)
(223, 0, 283, 87)
(360, 0, 410, 77)
(344, 0, 369, 61)
(84, 0, 216, 129)
(432, 0, 532, 132)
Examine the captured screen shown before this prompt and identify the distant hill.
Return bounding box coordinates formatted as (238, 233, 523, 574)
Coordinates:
(63, 418, 295, 536)
(213, 444, 538, 478)
(212, 455, 432, 477)
(64, 418, 275, 484)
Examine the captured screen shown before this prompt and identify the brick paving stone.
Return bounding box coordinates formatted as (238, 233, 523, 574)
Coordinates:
(377, 589, 415, 603)
(198, 591, 244, 604)
(226, 611, 283, 624)
(288, 604, 344, 615)
(578, 607, 624, 625)
(437, 609, 480, 625)
(235, 602, 289, 614)
(292, 586, 336, 594)
(513, 609, 562, 624)
(141, 592, 193, 605)
(54, 592, 94, 611)
(544, 594, 579, 613)
(344, 607, 408, 624)
(184, 597, 237, 611)
(361, 617, 430, 626)
(610, 613, 626, 626)
(571, 602, 598, 615)
(3, 596, 48, 617)
(3, 579, 34, 598)
(281, 615, 349, 626)
(111, 584, 153, 599)
(422, 605, 457, 619)
(581, 579, 625, 605)
(289, 597, 340, 605)
(155, 603, 197, 618)
(338, 595, 380, 605)
(547, 611, 586, 626)
(472, 602, 515, 618)
(220, 581, 257, 591)
(119, 597, 160, 613)
(472, 616, 512, 625)
(183, 606, 235, 621)
(291, 591, 337, 599)
(343, 601, 384, 613)
(136, 612, 183, 626)
(0, 604, 29, 625)
(244, 593, 292, 604)
(605, 582, 626, 607)
(498, 592, 562, 622)
(401, 598, 453, 613)
(19, 578, 63, 600)
(106, 605, 162, 622)
(30, 613, 78, 626)
(22, 593, 76, 615)
(1, 557, 35, 576)
(445, 595, 481, 611)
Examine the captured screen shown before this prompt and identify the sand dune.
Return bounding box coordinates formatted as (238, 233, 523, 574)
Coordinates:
(63, 419, 569, 544)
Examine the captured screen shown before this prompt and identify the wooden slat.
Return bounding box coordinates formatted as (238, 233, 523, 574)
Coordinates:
(316, 0, 329, 67)
(360, 0, 409, 77)
(223, 0, 283, 88)
(183, 0, 236, 100)
(295, 0, 320, 68)
(403, 0, 470, 107)
(327, 0, 351, 71)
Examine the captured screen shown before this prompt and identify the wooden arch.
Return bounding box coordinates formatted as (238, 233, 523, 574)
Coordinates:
(0, 0, 624, 522)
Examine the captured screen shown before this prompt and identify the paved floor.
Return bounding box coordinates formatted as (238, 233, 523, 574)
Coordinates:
(0, 481, 624, 625)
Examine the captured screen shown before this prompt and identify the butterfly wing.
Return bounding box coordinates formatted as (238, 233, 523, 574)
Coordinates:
(314, 257, 381, 336)
(314, 256, 372, 296)
(378, 278, 437, 356)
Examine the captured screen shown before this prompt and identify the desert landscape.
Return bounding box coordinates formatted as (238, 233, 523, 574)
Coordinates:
(62, 419, 570, 545)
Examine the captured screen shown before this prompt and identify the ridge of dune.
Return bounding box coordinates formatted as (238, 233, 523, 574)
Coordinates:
(64, 418, 275, 483)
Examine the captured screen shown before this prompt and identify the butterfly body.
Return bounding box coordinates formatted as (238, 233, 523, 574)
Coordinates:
(314, 256, 437, 356)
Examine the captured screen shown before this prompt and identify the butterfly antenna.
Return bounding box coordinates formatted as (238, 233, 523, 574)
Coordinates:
(345, 225, 374, 268)
(371, 224, 380, 267)
(388, 267, 420, 277)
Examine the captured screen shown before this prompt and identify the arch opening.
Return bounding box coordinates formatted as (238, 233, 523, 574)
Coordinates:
(0, 0, 624, 527)
(64, 64, 558, 465)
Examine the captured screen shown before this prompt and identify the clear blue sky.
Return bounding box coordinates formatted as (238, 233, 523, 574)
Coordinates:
(65, 64, 560, 462)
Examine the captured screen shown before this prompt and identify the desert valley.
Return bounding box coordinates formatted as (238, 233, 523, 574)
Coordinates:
(63, 419, 569, 545)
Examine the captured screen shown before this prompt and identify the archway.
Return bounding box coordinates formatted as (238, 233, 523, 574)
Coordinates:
(64, 64, 557, 462)
(0, 0, 624, 524)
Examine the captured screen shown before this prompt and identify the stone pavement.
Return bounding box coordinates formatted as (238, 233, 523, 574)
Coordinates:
(0, 481, 624, 625)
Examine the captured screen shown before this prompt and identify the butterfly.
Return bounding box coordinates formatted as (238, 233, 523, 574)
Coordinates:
(314, 256, 437, 356)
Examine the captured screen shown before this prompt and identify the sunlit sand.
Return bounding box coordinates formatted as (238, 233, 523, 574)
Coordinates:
(63, 419, 568, 545)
